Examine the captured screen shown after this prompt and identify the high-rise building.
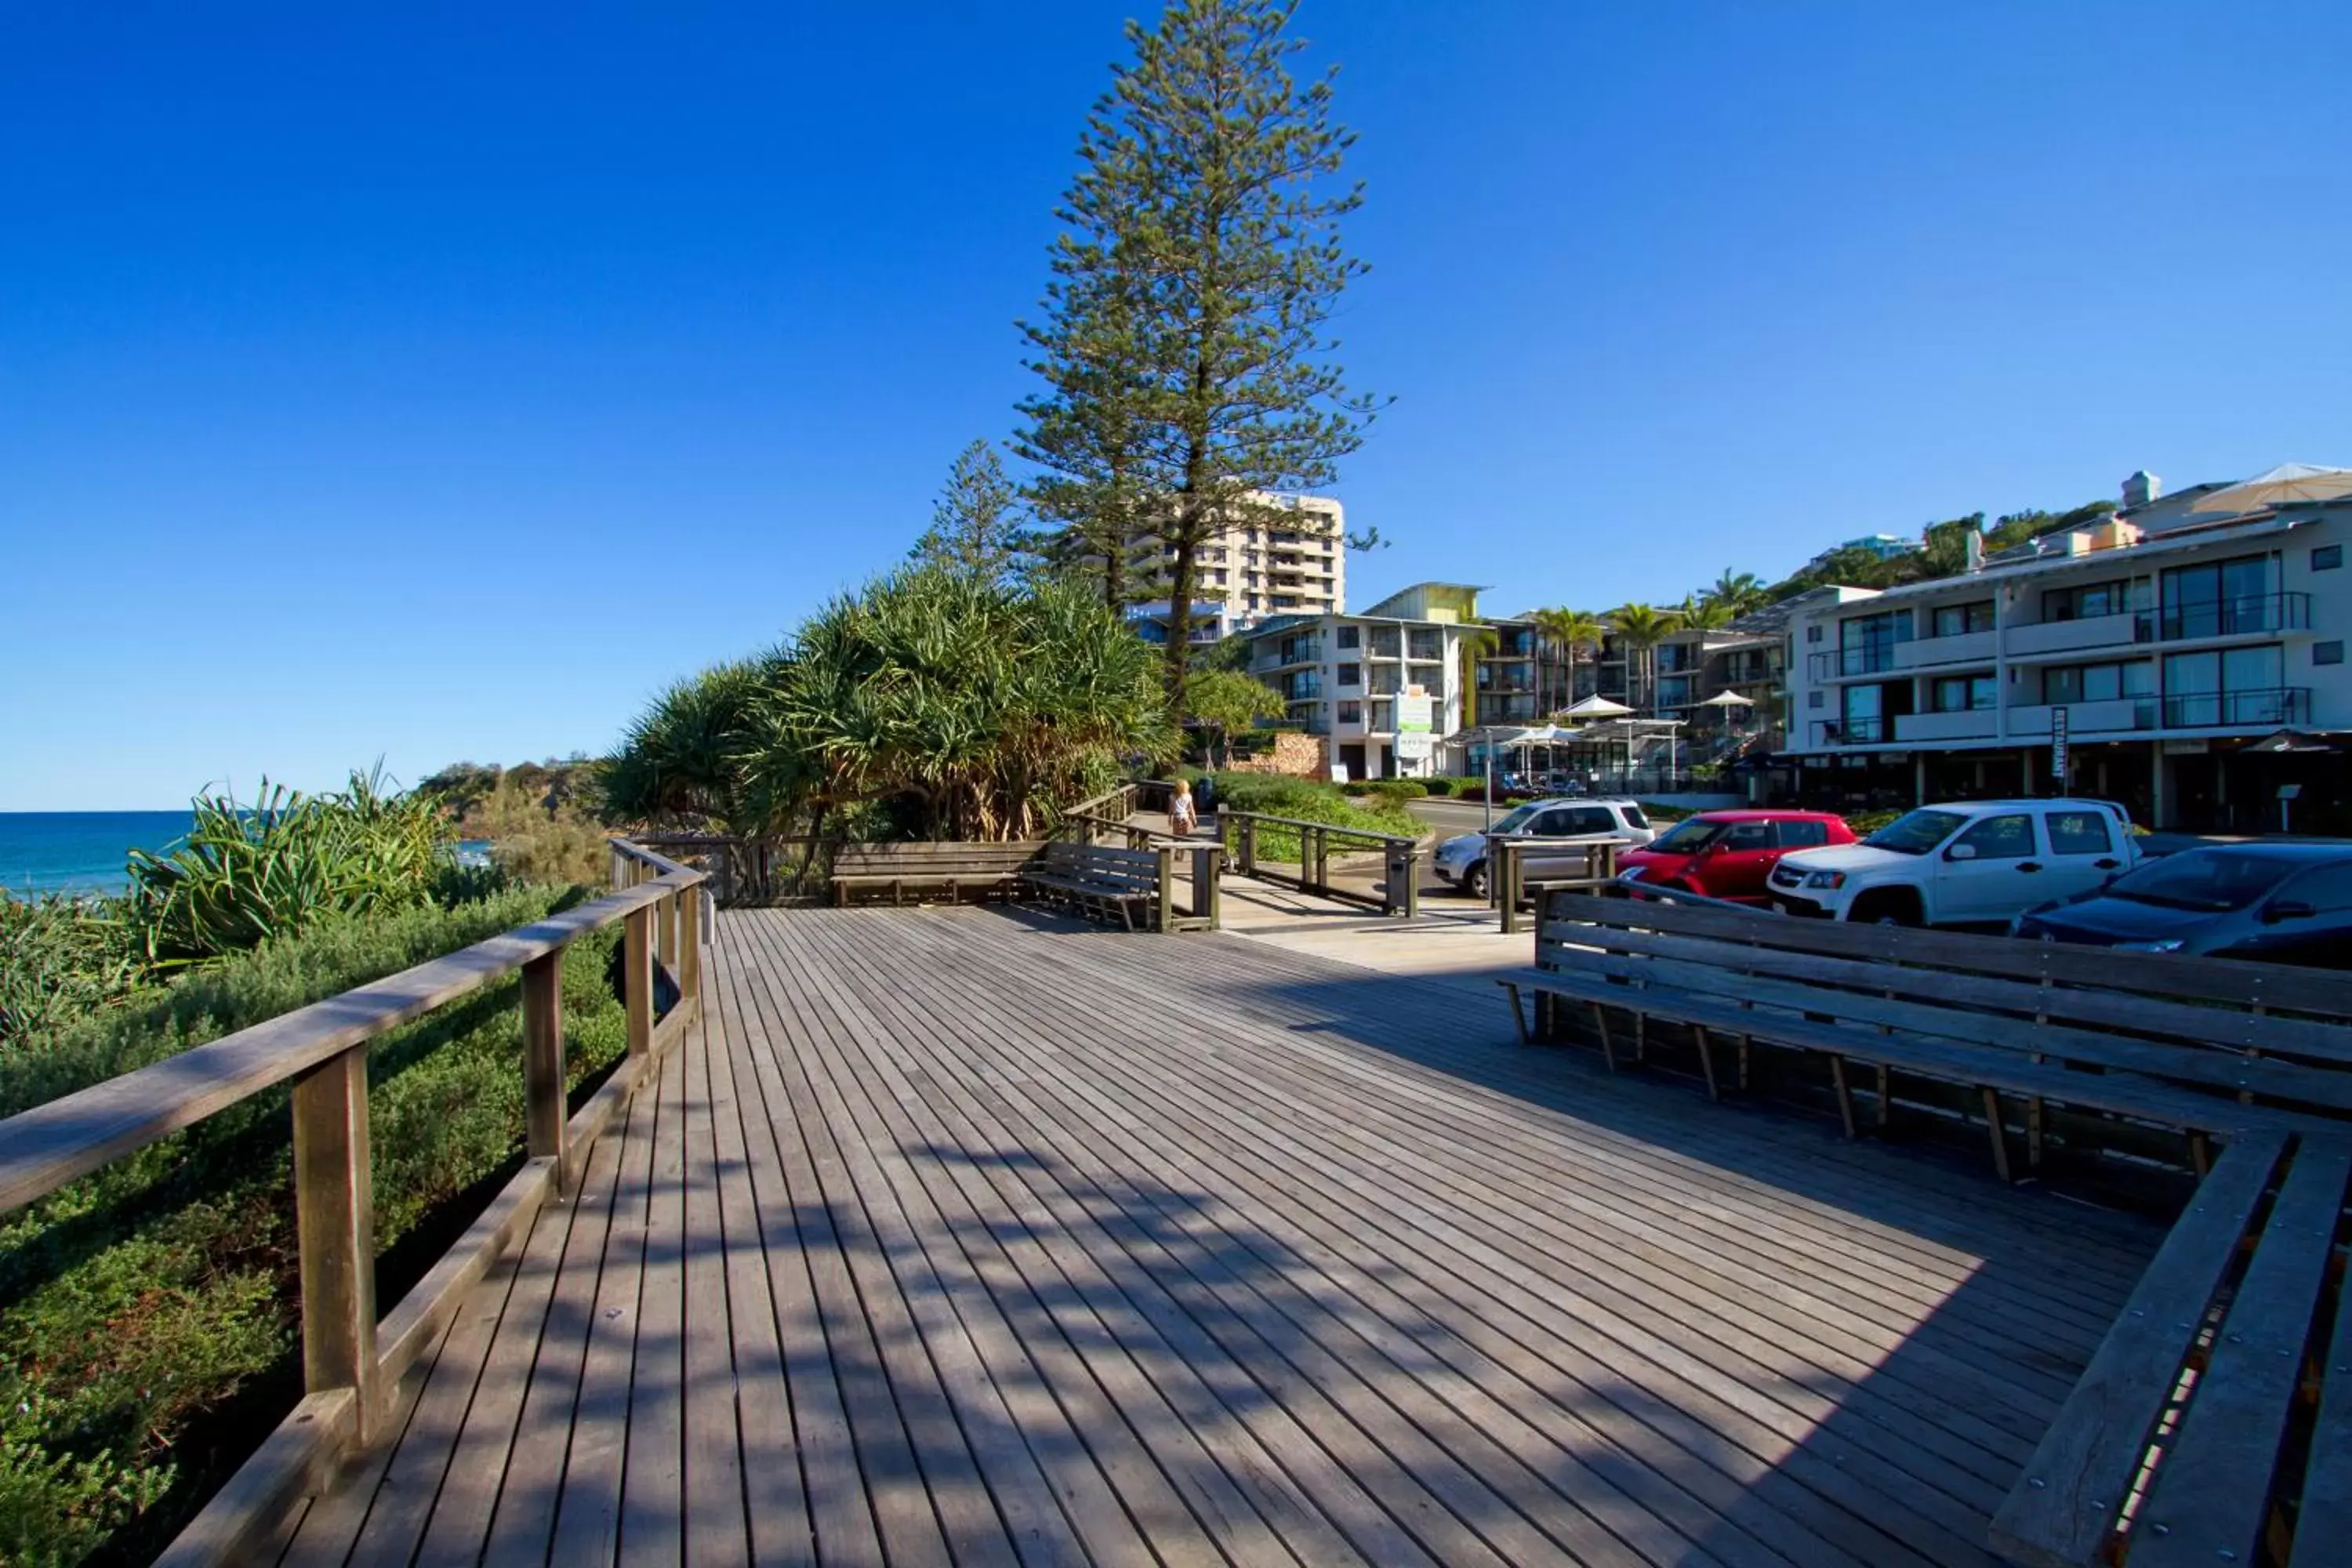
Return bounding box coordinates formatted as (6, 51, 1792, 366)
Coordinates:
(1124, 493, 1346, 628)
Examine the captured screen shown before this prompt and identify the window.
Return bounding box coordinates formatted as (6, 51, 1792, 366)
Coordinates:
(1338, 662, 1362, 688)
(1776, 819, 1830, 849)
(2163, 644, 2287, 724)
(1931, 674, 1997, 712)
(2161, 554, 2271, 637)
(2045, 811, 2114, 856)
(2318, 642, 2345, 667)
(1930, 601, 1994, 637)
(1337, 700, 1362, 724)
(1722, 822, 1775, 851)
(1336, 624, 1359, 649)
(1566, 808, 1616, 836)
(2043, 580, 2137, 622)
(1954, 814, 2036, 860)
(2043, 661, 2153, 705)
(2282, 865, 2352, 913)
(2314, 545, 2343, 572)
(1808, 691, 1824, 710)
(1806, 625, 1823, 644)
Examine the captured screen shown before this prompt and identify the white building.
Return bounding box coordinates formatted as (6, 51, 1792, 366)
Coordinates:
(1237, 582, 1475, 780)
(1780, 464, 2352, 832)
(1126, 493, 1346, 627)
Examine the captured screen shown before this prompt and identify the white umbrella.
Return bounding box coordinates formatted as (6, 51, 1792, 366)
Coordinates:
(2190, 463, 2352, 517)
(1562, 694, 1634, 719)
(1697, 691, 1753, 709)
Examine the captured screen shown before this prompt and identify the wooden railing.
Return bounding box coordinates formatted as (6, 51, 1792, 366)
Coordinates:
(1219, 810, 1423, 917)
(626, 830, 827, 906)
(1494, 836, 1621, 935)
(0, 840, 709, 1566)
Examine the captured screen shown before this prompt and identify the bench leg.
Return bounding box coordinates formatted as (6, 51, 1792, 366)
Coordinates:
(834, 882, 848, 908)
(1694, 1025, 1722, 1102)
(2187, 1131, 2212, 1178)
(1501, 984, 1531, 1047)
(1588, 1003, 1617, 1071)
(1875, 1065, 1893, 1136)
(1634, 1011, 1647, 1065)
(1830, 1056, 1857, 1140)
(1982, 1087, 2014, 1184)
(2027, 1096, 2045, 1171)
(1737, 1035, 1751, 1094)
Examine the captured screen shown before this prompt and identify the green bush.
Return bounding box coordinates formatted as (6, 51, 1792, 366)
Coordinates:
(1210, 773, 1421, 861)
(1847, 808, 1905, 835)
(1419, 778, 1454, 797)
(0, 897, 140, 1058)
(0, 885, 627, 1566)
(1348, 779, 1427, 808)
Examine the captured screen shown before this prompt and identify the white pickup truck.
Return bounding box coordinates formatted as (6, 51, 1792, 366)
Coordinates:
(1766, 799, 2141, 927)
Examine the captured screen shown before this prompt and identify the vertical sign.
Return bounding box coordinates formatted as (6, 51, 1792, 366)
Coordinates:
(1395, 691, 1436, 761)
(2049, 705, 2070, 786)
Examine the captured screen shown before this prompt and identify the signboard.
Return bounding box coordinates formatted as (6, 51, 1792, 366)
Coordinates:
(1395, 691, 1436, 761)
(2049, 706, 2070, 782)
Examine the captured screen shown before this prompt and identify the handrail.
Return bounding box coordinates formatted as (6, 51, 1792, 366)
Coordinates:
(1218, 808, 1423, 917)
(0, 839, 709, 1566)
(1216, 808, 1418, 848)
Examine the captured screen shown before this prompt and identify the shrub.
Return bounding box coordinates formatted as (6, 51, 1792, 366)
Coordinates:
(0, 896, 140, 1058)
(1847, 808, 1905, 835)
(461, 775, 613, 887)
(1211, 773, 1421, 860)
(0, 885, 626, 1565)
(1420, 778, 1454, 797)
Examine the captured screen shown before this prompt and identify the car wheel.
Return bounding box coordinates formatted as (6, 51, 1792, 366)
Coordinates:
(1851, 890, 1922, 927)
(1463, 862, 1489, 901)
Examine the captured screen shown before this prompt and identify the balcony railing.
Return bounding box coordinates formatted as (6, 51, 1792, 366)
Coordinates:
(2148, 593, 2310, 642)
(2161, 687, 2310, 729)
(1810, 717, 1888, 747)
(1807, 645, 1905, 681)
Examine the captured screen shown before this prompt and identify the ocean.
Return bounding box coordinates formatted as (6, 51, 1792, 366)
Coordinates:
(0, 813, 492, 898)
(0, 811, 196, 897)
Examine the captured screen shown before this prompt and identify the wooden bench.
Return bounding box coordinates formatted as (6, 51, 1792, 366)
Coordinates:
(1023, 841, 1169, 932)
(1990, 1129, 2352, 1567)
(831, 841, 1044, 906)
(1502, 892, 2352, 1180)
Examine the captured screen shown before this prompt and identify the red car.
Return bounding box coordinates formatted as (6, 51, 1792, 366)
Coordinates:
(1617, 809, 1856, 904)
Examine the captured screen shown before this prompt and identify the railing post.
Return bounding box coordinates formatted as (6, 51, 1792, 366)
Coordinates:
(522, 950, 569, 1193)
(1155, 845, 1174, 932)
(625, 902, 655, 1058)
(1191, 843, 1221, 929)
(611, 841, 627, 891)
(679, 887, 702, 1006)
(292, 1044, 380, 1445)
(1240, 815, 1257, 877)
(1501, 840, 1523, 935)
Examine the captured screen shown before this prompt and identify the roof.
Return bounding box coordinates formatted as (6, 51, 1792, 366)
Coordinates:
(2161, 842, 2352, 863)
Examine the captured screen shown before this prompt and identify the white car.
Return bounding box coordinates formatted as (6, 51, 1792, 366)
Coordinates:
(1766, 799, 2141, 927)
(1433, 797, 1657, 900)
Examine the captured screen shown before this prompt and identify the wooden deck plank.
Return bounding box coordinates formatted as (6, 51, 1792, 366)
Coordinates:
(297, 902, 2167, 1568)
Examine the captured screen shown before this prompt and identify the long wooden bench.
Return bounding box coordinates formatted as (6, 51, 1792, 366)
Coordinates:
(1502, 892, 2352, 1180)
(831, 841, 1044, 906)
(1991, 1129, 2352, 1567)
(1022, 841, 1169, 931)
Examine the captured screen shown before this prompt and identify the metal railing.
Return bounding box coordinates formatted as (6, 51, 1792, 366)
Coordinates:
(2146, 593, 2310, 642)
(1219, 810, 1422, 916)
(2160, 687, 2311, 729)
(1807, 644, 1908, 680)
(1810, 717, 1889, 746)
(0, 840, 708, 1566)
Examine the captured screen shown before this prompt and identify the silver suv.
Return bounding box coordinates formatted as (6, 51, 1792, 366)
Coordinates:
(1433, 797, 1656, 899)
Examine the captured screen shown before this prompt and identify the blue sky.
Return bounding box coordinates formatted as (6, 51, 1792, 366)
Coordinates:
(4, 1, 2347, 810)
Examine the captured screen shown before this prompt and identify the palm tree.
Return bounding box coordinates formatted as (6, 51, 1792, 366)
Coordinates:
(1676, 594, 1734, 633)
(1530, 607, 1606, 717)
(1705, 569, 1767, 617)
(1457, 621, 1501, 730)
(1606, 602, 1680, 713)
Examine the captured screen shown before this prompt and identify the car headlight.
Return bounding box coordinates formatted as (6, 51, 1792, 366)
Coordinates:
(2115, 938, 2184, 953)
(1803, 870, 1846, 890)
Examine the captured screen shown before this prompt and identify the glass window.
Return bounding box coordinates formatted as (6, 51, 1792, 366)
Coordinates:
(1776, 819, 1830, 849)
(2043, 580, 2134, 621)
(1808, 691, 1824, 710)
(1722, 822, 1775, 851)
(1931, 601, 1994, 637)
(1954, 813, 2036, 860)
(2106, 850, 2294, 913)
(1806, 625, 1823, 643)
(1336, 625, 1360, 649)
(2282, 864, 2352, 913)
(1932, 675, 1996, 711)
(2318, 641, 2346, 666)
(1567, 808, 1616, 836)
(1337, 700, 1362, 724)
(2222, 643, 2282, 690)
(1863, 809, 1968, 855)
(2314, 545, 2343, 572)
(2045, 811, 2114, 855)
(1338, 662, 1362, 688)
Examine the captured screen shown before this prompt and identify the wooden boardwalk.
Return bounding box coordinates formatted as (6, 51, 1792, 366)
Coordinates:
(278, 906, 2163, 1566)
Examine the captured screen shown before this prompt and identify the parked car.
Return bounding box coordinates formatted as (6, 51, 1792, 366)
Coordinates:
(1766, 798, 2141, 926)
(1617, 810, 1857, 905)
(2013, 844, 2352, 964)
(1433, 797, 1656, 899)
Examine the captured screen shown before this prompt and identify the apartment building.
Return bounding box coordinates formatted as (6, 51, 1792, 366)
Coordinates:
(1654, 622, 1788, 755)
(1125, 493, 1346, 627)
(1236, 582, 1474, 780)
(1781, 466, 2352, 831)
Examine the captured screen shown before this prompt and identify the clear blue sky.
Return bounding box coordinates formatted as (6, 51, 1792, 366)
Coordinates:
(5, 2, 2347, 810)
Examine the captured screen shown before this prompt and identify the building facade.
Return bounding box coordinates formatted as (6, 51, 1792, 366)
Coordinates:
(1780, 474, 2352, 831)
(1237, 582, 1474, 780)
(1125, 493, 1346, 628)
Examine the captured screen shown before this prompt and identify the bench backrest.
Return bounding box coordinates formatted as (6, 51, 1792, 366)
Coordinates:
(1040, 840, 1163, 894)
(1541, 892, 2352, 1115)
(833, 841, 1045, 877)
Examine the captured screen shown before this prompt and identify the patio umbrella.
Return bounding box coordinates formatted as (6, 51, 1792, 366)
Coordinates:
(2190, 463, 2352, 517)
(1563, 694, 1634, 719)
(1698, 691, 1753, 709)
(2246, 728, 2339, 755)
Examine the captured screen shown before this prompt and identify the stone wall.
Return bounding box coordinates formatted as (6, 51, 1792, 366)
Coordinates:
(1224, 731, 1330, 779)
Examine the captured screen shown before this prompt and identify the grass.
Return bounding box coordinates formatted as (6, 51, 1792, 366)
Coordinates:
(0, 885, 627, 1567)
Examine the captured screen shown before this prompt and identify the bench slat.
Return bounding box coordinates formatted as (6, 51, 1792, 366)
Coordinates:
(2292, 1212, 2352, 1568)
(1987, 1132, 2289, 1568)
(2129, 1137, 2352, 1568)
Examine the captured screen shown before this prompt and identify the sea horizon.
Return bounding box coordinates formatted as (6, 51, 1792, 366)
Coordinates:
(0, 810, 198, 897)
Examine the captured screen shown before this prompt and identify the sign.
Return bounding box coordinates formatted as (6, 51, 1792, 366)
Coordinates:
(2049, 706, 2070, 782)
(1394, 691, 1436, 761)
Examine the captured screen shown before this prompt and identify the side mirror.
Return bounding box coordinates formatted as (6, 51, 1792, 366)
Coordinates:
(2263, 898, 2317, 924)
(1944, 842, 1979, 862)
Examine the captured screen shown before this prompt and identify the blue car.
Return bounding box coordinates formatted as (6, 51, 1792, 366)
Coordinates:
(2012, 844, 2352, 965)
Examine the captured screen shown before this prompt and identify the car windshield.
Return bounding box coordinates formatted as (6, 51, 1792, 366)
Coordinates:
(1650, 818, 1725, 853)
(2104, 851, 2295, 913)
(1862, 808, 1969, 856)
(1489, 804, 1542, 834)
(1621, 805, 1650, 829)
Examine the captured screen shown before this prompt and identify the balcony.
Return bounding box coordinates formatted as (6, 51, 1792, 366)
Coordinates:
(2160, 687, 2311, 729)
(1893, 709, 1998, 742)
(1809, 717, 1888, 747)
(1807, 645, 1906, 681)
(2002, 612, 2146, 659)
(2005, 698, 2152, 737)
(1893, 630, 1998, 670)
(2151, 593, 2310, 643)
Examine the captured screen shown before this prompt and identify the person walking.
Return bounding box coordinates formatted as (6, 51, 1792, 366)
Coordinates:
(1168, 778, 1200, 837)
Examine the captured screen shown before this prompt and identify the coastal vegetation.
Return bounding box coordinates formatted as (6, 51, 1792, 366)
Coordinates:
(1207, 770, 1421, 861)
